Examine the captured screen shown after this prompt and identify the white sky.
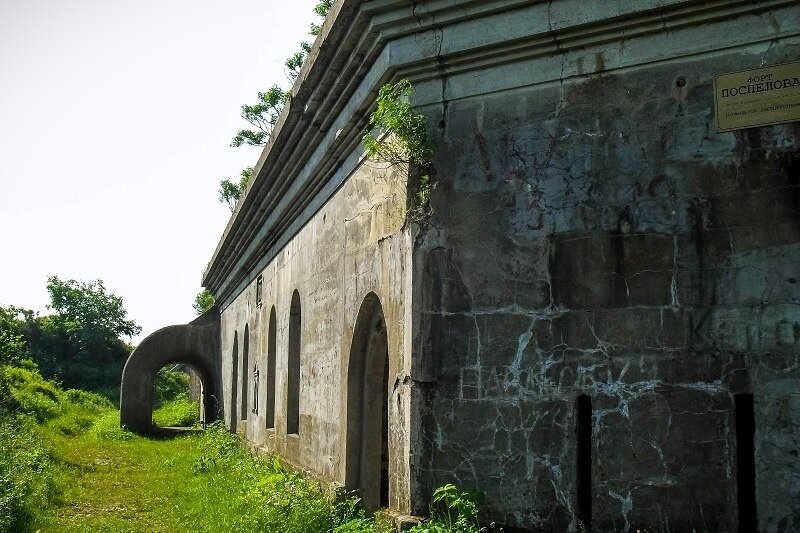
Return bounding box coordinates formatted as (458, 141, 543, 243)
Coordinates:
(0, 0, 318, 342)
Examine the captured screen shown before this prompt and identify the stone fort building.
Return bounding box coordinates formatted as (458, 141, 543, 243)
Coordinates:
(121, 0, 800, 530)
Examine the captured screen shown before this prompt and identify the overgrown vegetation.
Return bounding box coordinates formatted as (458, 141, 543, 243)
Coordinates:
(362, 79, 436, 220)
(152, 395, 200, 428)
(1, 276, 139, 397)
(193, 288, 215, 314)
(0, 362, 483, 532)
(0, 362, 115, 532)
(220, 1, 335, 209)
(407, 484, 483, 533)
(0, 415, 61, 533)
(186, 423, 383, 532)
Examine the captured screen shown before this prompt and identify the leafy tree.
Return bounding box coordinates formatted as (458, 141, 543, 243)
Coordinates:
(193, 289, 215, 315)
(230, 86, 288, 148)
(46, 277, 140, 343)
(0, 306, 29, 366)
(229, 1, 334, 149)
(218, 167, 253, 211)
(19, 277, 140, 394)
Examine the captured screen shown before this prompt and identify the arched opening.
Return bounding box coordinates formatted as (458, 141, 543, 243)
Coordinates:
(241, 324, 250, 421)
(230, 332, 239, 430)
(287, 291, 301, 435)
(345, 293, 390, 511)
(151, 363, 207, 430)
(120, 320, 220, 434)
(266, 306, 277, 429)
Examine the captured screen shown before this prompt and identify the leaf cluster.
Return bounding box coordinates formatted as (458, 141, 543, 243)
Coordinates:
(0, 306, 29, 366)
(362, 79, 434, 166)
(230, 1, 334, 150)
(218, 167, 253, 212)
(409, 483, 484, 533)
(46, 276, 141, 343)
(231, 88, 288, 148)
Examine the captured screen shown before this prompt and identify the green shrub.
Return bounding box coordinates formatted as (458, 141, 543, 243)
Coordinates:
(87, 411, 135, 441)
(152, 395, 199, 427)
(0, 416, 61, 532)
(154, 367, 191, 406)
(408, 484, 484, 533)
(4, 365, 62, 423)
(2, 364, 113, 435)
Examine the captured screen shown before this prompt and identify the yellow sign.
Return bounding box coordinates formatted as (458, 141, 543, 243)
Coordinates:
(714, 61, 800, 131)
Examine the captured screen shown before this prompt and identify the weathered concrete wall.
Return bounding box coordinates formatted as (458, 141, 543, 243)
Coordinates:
(194, 0, 800, 529)
(412, 18, 800, 533)
(219, 158, 416, 510)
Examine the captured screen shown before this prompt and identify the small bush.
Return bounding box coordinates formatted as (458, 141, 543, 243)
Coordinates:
(152, 395, 199, 427)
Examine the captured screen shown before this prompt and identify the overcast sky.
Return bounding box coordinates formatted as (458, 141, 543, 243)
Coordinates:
(0, 0, 318, 341)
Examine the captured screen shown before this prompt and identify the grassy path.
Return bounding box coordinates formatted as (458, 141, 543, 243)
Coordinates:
(38, 429, 200, 532)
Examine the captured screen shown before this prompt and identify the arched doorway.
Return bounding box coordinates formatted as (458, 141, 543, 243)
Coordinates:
(120, 321, 220, 434)
(151, 361, 212, 430)
(345, 293, 390, 511)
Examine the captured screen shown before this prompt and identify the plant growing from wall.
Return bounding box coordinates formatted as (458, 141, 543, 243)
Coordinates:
(219, 2, 336, 212)
(218, 167, 253, 212)
(362, 79, 436, 221)
(193, 289, 215, 315)
(408, 483, 484, 533)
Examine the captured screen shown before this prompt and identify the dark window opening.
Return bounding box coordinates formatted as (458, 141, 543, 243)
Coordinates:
(240, 324, 250, 421)
(266, 306, 277, 430)
(256, 275, 263, 307)
(380, 346, 389, 509)
(735, 394, 757, 533)
(576, 394, 592, 529)
(287, 291, 301, 435)
(230, 333, 239, 431)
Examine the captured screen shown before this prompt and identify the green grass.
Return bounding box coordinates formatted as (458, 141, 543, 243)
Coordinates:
(35, 420, 383, 533)
(152, 395, 200, 428)
(2, 364, 483, 533)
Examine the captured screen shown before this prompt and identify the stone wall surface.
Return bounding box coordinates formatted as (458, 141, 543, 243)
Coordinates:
(219, 159, 416, 510)
(188, 0, 800, 530)
(412, 23, 800, 533)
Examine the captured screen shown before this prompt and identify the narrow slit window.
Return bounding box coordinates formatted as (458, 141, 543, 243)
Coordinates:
(240, 324, 250, 421)
(266, 307, 277, 429)
(576, 394, 592, 529)
(256, 275, 263, 307)
(287, 291, 301, 435)
(735, 394, 757, 532)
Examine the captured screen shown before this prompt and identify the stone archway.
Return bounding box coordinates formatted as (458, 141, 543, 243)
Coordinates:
(120, 310, 220, 433)
(344, 292, 390, 511)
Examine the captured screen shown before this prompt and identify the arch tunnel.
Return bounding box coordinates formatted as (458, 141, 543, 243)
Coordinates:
(120, 310, 221, 433)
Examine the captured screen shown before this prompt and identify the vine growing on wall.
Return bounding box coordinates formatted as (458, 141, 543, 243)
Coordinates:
(362, 79, 436, 221)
